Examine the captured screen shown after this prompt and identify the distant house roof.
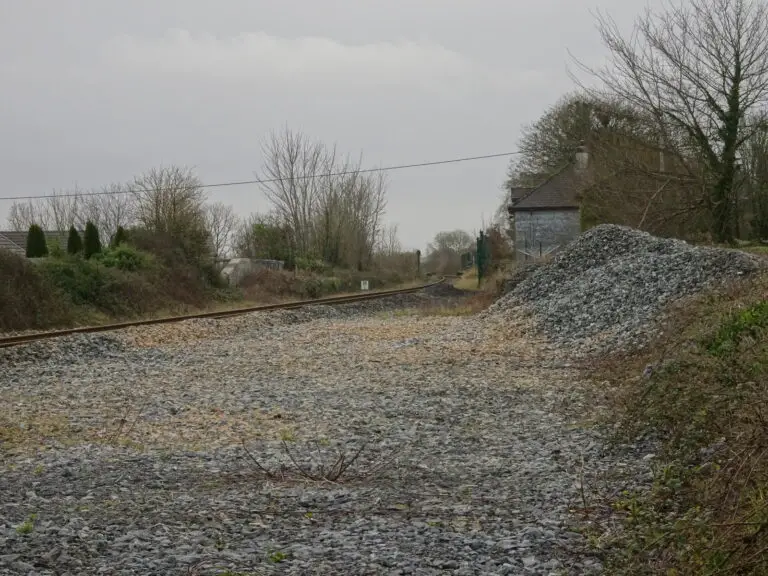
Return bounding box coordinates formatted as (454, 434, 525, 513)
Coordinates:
(509, 186, 534, 202)
(508, 163, 584, 212)
(0, 232, 24, 255)
(0, 230, 70, 256)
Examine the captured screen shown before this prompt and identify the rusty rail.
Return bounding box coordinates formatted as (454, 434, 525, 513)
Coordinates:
(0, 278, 446, 349)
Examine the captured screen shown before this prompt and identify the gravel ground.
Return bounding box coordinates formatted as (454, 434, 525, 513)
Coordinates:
(0, 287, 650, 575)
(484, 225, 766, 357)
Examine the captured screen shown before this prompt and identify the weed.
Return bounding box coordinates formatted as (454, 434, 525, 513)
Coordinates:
(268, 551, 287, 563)
(215, 533, 226, 551)
(418, 292, 497, 317)
(591, 274, 768, 574)
(241, 436, 398, 483)
(705, 300, 768, 357)
(15, 513, 37, 535)
(279, 427, 296, 442)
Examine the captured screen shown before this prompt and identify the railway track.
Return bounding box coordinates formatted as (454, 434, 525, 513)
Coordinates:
(0, 278, 446, 350)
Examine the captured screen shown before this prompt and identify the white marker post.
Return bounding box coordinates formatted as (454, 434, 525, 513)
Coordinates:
(360, 280, 370, 291)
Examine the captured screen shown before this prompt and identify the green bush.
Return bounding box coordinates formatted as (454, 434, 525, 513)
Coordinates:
(39, 258, 107, 306)
(83, 221, 102, 259)
(0, 249, 72, 330)
(39, 257, 157, 316)
(705, 300, 768, 357)
(100, 245, 152, 272)
(111, 226, 128, 248)
(321, 277, 342, 293)
(48, 239, 64, 259)
(295, 257, 331, 274)
(67, 226, 83, 255)
(26, 225, 48, 258)
(302, 277, 323, 299)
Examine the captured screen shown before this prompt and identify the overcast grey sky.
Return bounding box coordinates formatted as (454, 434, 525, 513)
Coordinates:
(0, 0, 648, 251)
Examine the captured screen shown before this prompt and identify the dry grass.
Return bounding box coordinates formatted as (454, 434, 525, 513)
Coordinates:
(417, 291, 498, 317)
(590, 273, 768, 575)
(239, 268, 420, 303)
(742, 245, 768, 257)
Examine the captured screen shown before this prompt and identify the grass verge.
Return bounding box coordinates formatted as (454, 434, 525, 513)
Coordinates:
(590, 272, 768, 575)
(1, 248, 423, 333)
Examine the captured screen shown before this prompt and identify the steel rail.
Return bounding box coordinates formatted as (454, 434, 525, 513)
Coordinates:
(0, 278, 446, 349)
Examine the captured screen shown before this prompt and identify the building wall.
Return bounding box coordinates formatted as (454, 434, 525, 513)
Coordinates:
(513, 209, 580, 261)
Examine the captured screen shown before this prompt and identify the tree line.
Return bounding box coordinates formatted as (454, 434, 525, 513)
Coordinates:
(505, 0, 768, 244)
(6, 128, 409, 273)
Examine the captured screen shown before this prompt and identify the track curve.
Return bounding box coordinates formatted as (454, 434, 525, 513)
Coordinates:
(0, 278, 446, 349)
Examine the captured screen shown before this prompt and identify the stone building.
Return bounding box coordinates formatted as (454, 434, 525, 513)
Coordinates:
(507, 146, 589, 261)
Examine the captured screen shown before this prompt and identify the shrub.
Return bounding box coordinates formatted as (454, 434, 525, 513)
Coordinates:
(39, 257, 158, 316)
(111, 226, 128, 248)
(295, 257, 331, 274)
(67, 226, 83, 255)
(39, 258, 107, 306)
(302, 277, 322, 299)
(100, 245, 152, 272)
(25, 225, 48, 258)
(83, 221, 102, 259)
(48, 239, 64, 259)
(321, 277, 342, 294)
(0, 249, 72, 330)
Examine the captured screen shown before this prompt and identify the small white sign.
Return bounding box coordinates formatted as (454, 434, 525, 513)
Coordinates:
(360, 280, 370, 290)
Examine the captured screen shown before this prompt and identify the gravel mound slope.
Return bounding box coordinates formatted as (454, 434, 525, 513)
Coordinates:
(485, 225, 765, 355)
(0, 290, 646, 575)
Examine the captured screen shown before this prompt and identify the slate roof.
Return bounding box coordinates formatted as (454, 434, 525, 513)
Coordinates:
(509, 186, 534, 203)
(0, 232, 24, 255)
(508, 163, 583, 212)
(0, 230, 70, 255)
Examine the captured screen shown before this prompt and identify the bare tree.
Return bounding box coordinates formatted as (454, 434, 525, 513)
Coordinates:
(577, 0, 768, 242)
(256, 127, 390, 270)
(83, 184, 136, 242)
(204, 201, 238, 258)
(7, 200, 51, 231)
(340, 169, 387, 270)
(7, 189, 81, 232)
(6, 184, 135, 241)
(47, 189, 84, 232)
(377, 224, 402, 256)
(504, 92, 661, 187)
(428, 230, 473, 254)
(130, 165, 210, 260)
(257, 128, 326, 257)
(739, 111, 768, 238)
(424, 229, 473, 275)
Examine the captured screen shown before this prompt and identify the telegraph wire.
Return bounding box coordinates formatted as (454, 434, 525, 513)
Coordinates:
(0, 151, 521, 202)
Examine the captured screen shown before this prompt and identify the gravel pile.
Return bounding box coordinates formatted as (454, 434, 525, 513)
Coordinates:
(485, 225, 765, 355)
(0, 287, 652, 575)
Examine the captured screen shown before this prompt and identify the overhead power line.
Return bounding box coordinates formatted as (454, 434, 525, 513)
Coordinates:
(0, 151, 520, 202)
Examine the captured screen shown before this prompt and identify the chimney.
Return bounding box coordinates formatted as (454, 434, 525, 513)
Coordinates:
(575, 142, 589, 173)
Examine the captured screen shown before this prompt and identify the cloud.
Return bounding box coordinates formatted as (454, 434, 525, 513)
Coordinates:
(103, 29, 543, 94)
